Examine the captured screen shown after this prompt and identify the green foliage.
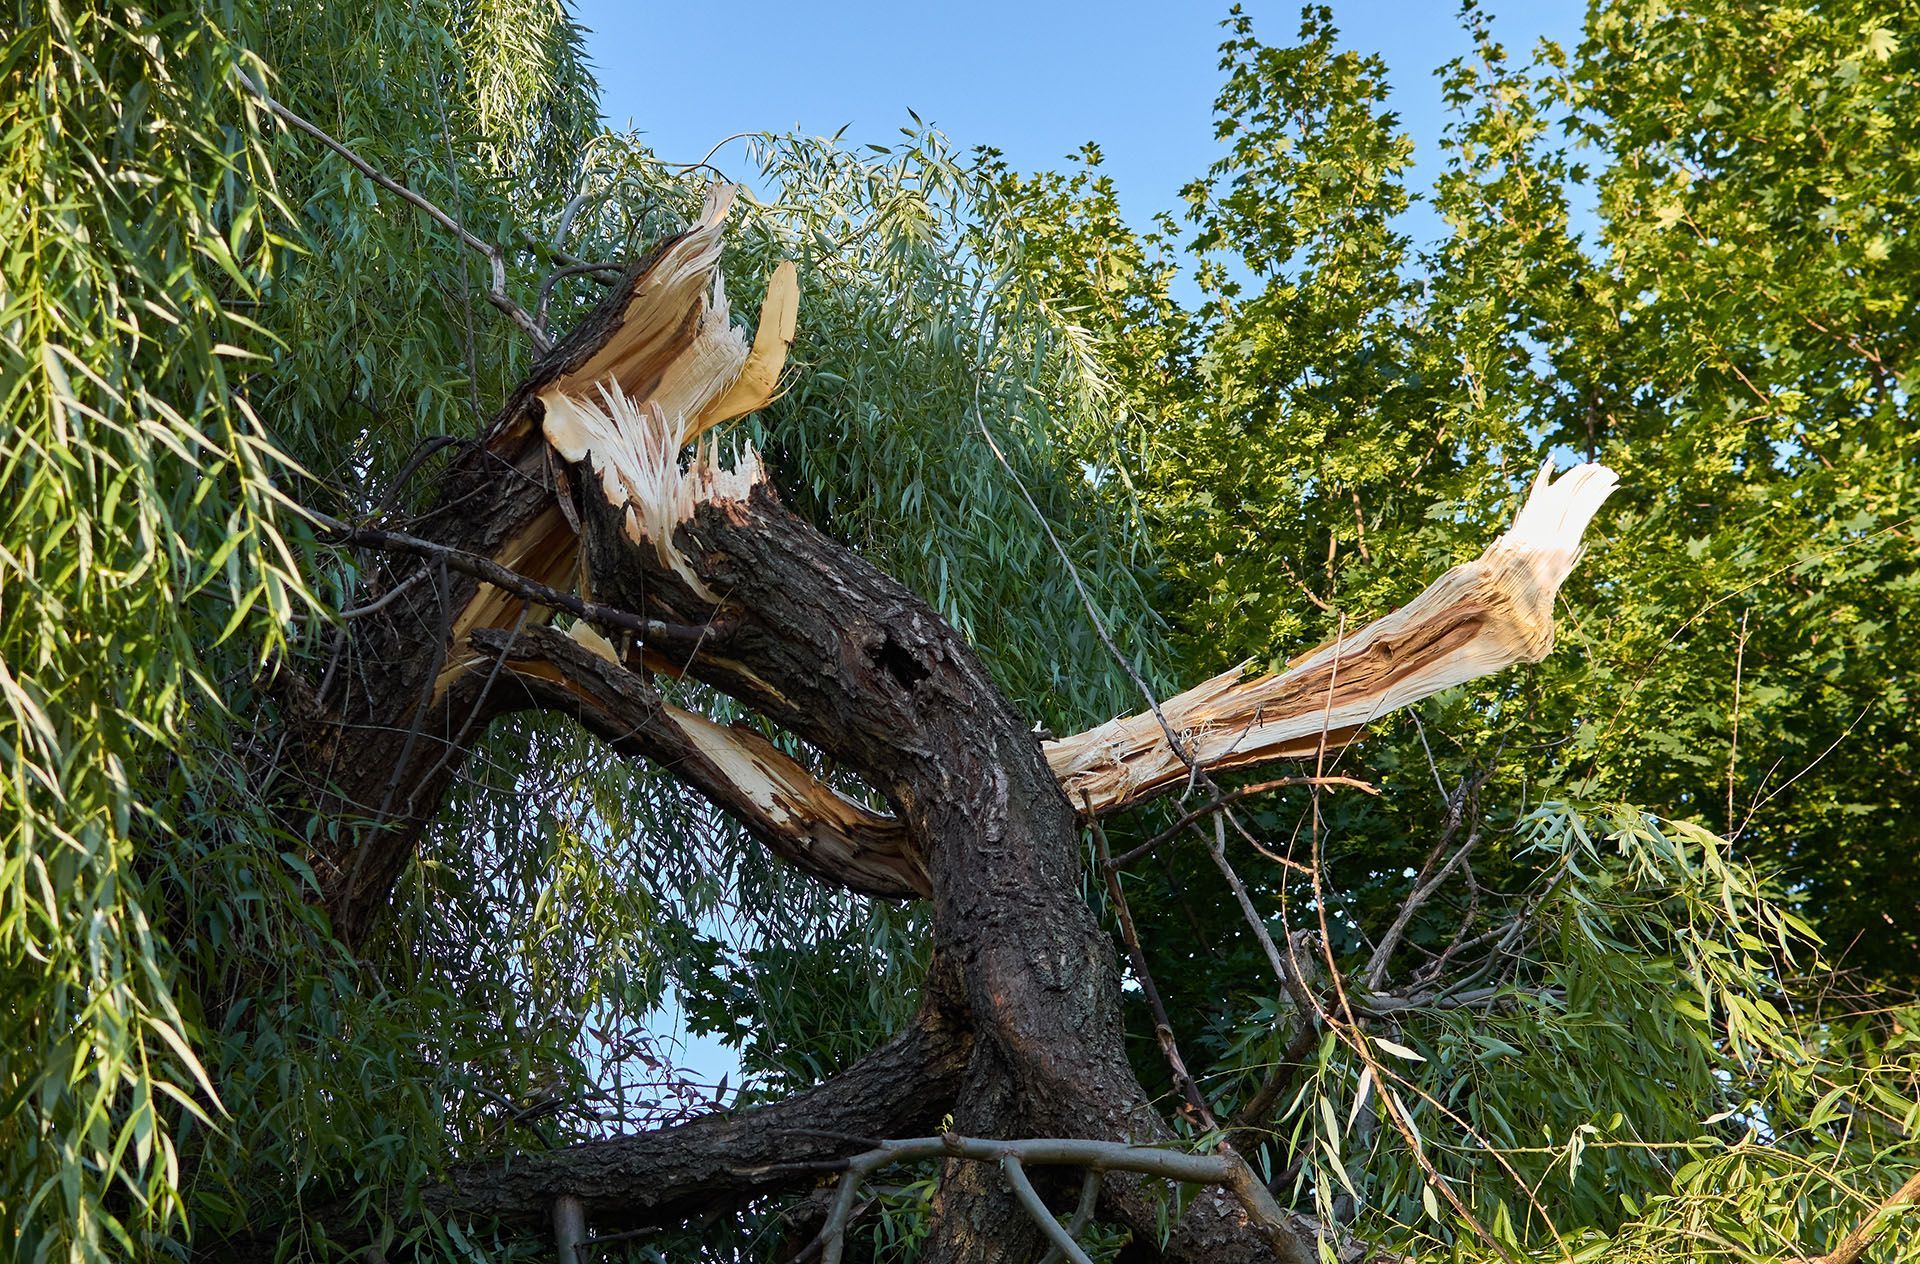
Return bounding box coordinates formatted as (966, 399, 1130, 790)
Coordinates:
(991, 0, 1918, 966)
(987, 2, 1919, 1258)
(745, 124, 1170, 731)
(4, 2, 1161, 1259)
(7, 1, 1919, 1262)
(1, 4, 301, 1257)
(1222, 804, 1919, 1261)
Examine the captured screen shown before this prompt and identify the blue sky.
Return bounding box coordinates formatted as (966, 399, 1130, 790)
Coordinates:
(570, 0, 1587, 1087)
(576, 1, 1585, 247)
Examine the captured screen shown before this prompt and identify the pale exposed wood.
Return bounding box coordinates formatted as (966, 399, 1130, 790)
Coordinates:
(659, 703, 931, 897)
(486, 625, 928, 899)
(542, 386, 765, 600)
(546, 183, 741, 407)
(538, 185, 786, 602)
(434, 185, 789, 696)
(1046, 462, 1620, 814)
(692, 258, 798, 435)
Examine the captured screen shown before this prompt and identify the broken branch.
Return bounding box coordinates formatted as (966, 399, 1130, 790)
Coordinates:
(1047, 462, 1620, 815)
(482, 625, 925, 898)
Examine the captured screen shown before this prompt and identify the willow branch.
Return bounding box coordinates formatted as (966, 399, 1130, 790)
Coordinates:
(480, 625, 926, 899)
(1092, 812, 1215, 1129)
(1002, 1156, 1095, 1264)
(1048, 463, 1620, 815)
(233, 65, 551, 350)
(1037, 1171, 1103, 1264)
(792, 1132, 1288, 1264)
(305, 507, 727, 652)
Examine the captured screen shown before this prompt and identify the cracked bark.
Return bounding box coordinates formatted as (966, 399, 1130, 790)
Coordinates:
(275, 187, 1615, 1263)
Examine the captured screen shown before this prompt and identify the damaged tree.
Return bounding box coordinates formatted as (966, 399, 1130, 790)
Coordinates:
(275, 184, 1618, 1263)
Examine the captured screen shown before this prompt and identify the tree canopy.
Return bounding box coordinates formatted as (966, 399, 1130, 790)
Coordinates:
(3, 2, 1916, 1263)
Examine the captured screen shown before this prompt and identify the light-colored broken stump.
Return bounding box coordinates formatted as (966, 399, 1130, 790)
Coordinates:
(1046, 462, 1619, 814)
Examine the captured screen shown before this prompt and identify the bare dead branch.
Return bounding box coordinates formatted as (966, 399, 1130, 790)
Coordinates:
(1362, 768, 1492, 991)
(1091, 811, 1216, 1129)
(798, 1132, 1302, 1264)
(1105, 774, 1378, 869)
(305, 506, 728, 652)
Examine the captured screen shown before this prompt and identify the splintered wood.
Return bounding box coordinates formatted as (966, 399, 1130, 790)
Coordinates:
(540, 185, 795, 599)
(444, 181, 1619, 882)
(436, 184, 795, 696)
(1046, 463, 1620, 814)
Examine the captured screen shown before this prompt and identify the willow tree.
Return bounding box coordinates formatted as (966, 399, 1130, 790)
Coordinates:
(7, 4, 1919, 1264)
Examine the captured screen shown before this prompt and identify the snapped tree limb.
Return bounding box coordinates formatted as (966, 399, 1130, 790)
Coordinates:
(1045, 461, 1620, 814)
(482, 624, 928, 898)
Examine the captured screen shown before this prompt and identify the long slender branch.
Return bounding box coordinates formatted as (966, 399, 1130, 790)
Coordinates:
(233, 65, 552, 350)
(966, 375, 1197, 772)
(304, 506, 727, 651)
(1091, 812, 1216, 1130)
(1002, 1156, 1095, 1264)
(792, 1132, 1292, 1264)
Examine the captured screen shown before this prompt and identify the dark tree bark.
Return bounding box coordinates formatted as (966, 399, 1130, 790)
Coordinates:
(269, 186, 1615, 1263)
(425, 1011, 971, 1231)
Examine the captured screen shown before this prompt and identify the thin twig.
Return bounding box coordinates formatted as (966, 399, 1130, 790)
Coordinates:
(302, 507, 729, 650)
(1807, 1168, 1920, 1264)
(336, 569, 430, 619)
(1362, 767, 1492, 991)
(1092, 810, 1216, 1129)
(538, 260, 628, 332)
(1106, 774, 1376, 869)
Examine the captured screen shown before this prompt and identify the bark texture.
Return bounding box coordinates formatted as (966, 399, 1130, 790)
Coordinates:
(283, 188, 1616, 1262)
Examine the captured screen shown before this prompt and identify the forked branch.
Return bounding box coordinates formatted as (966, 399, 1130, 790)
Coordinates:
(790, 1133, 1300, 1264)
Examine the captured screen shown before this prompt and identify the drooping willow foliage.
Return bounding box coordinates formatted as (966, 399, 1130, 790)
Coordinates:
(4, 1, 1918, 1263)
(2, 2, 1160, 1259)
(2, 6, 300, 1257)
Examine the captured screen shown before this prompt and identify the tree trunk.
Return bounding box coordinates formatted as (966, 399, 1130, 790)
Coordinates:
(273, 185, 1615, 1263)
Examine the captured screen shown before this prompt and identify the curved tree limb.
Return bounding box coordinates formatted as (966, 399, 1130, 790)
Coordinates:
(477, 623, 926, 898)
(420, 1014, 970, 1232)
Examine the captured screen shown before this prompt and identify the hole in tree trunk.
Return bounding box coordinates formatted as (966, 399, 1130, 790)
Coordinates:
(872, 631, 930, 692)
